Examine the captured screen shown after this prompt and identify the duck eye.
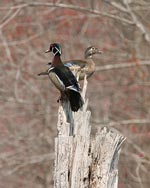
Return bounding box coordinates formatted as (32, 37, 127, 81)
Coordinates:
(92, 47, 95, 50)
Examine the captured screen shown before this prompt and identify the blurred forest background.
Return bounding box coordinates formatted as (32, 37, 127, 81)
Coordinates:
(0, 0, 150, 188)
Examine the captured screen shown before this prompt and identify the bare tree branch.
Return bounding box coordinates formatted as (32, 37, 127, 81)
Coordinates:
(96, 60, 150, 71)
(0, 2, 133, 24)
(0, 30, 13, 63)
(92, 118, 150, 126)
(123, 0, 150, 43)
(0, 8, 21, 29)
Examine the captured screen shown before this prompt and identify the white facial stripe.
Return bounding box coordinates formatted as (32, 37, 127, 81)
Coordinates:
(52, 46, 61, 55)
(55, 46, 61, 54)
(48, 67, 54, 73)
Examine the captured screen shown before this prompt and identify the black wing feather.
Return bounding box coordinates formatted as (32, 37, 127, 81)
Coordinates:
(51, 65, 80, 91)
(48, 65, 83, 111)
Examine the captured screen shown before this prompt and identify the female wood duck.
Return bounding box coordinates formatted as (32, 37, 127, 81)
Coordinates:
(41, 43, 83, 112)
(63, 46, 103, 80)
(38, 46, 102, 80)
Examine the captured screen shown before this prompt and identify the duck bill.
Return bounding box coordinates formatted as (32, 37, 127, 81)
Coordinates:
(45, 49, 51, 53)
(97, 50, 103, 54)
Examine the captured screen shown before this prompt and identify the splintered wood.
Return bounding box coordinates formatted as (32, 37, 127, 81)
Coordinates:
(54, 77, 125, 188)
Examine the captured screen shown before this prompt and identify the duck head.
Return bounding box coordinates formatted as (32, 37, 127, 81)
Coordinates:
(85, 46, 103, 59)
(45, 43, 62, 56)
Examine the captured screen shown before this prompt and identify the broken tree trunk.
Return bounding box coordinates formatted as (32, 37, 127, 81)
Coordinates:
(54, 77, 125, 188)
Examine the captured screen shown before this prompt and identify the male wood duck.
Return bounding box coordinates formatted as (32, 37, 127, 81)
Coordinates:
(39, 43, 83, 112)
(38, 46, 102, 80)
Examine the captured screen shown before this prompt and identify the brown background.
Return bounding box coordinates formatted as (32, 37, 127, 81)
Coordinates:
(0, 0, 150, 188)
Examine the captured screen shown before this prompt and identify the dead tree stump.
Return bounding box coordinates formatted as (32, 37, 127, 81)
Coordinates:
(54, 77, 125, 188)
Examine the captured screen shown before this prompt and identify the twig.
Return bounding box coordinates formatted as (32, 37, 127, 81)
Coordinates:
(92, 118, 150, 126)
(0, 8, 21, 29)
(105, 1, 128, 12)
(123, 0, 150, 43)
(0, 30, 13, 63)
(96, 60, 150, 71)
(0, 2, 133, 24)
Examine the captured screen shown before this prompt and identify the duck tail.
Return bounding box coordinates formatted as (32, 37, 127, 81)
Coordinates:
(67, 89, 84, 112)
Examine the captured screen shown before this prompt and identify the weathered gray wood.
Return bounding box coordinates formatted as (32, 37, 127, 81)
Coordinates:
(90, 127, 125, 188)
(54, 77, 125, 188)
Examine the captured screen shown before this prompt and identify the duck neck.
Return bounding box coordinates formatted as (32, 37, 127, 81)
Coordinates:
(52, 55, 62, 67)
(86, 56, 95, 70)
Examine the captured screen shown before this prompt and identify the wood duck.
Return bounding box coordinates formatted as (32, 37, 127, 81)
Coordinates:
(38, 46, 102, 80)
(63, 46, 103, 80)
(40, 43, 83, 112)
